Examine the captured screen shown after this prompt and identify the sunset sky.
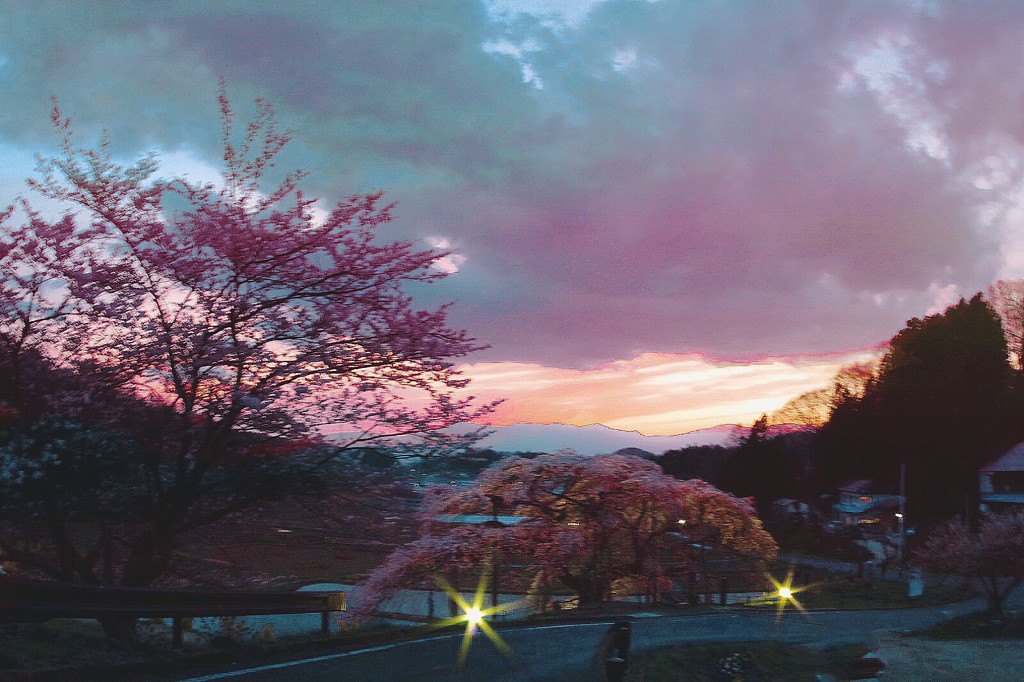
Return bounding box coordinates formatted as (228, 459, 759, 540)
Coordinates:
(3, 1, 1024, 435)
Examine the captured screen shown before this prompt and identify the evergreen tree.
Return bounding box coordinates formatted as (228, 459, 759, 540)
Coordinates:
(819, 294, 1013, 524)
(720, 415, 802, 513)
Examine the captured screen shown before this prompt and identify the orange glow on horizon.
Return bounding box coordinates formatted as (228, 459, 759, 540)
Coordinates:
(458, 349, 879, 435)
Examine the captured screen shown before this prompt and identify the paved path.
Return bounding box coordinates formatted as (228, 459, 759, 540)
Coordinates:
(169, 597, 988, 682)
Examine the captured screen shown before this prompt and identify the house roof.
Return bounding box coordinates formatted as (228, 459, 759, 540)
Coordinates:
(433, 514, 530, 525)
(838, 479, 875, 493)
(981, 442, 1024, 473)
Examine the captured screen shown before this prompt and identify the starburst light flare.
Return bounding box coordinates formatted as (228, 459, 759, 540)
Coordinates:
(766, 566, 811, 621)
(430, 571, 518, 666)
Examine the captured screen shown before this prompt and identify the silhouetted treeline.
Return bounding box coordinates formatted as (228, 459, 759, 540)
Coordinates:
(817, 293, 1017, 525)
(660, 293, 1024, 528)
(658, 425, 816, 516)
(659, 445, 732, 484)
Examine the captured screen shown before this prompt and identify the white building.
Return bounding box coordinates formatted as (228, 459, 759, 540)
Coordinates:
(979, 442, 1024, 513)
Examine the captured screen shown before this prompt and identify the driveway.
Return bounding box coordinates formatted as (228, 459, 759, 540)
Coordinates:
(874, 632, 1024, 681)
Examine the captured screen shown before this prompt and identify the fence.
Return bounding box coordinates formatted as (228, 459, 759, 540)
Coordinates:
(0, 576, 345, 646)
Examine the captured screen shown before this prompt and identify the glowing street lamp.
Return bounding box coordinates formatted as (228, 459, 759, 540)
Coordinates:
(430, 571, 520, 666)
(464, 606, 484, 626)
(766, 567, 812, 621)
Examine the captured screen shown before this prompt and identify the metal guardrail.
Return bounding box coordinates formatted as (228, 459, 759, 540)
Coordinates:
(0, 576, 346, 646)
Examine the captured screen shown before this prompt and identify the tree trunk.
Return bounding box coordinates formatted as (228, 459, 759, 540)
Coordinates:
(120, 525, 174, 587)
(100, 523, 176, 639)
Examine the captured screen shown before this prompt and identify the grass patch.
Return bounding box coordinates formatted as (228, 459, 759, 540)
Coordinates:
(175, 536, 391, 588)
(772, 524, 873, 563)
(3, 490, 414, 591)
(0, 617, 445, 675)
(624, 641, 869, 681)
(0, 621, 152, 671)
(922, 611, 1024, 640)
(746, 577, 968, 610)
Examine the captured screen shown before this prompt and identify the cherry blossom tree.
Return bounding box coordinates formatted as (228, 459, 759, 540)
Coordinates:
(988, 279, 1024, 371)
(360, 453, 777, 611)
(770, 362, 877, 428)
(915, 512, 1024, 617)
(0, 88, 495, 597)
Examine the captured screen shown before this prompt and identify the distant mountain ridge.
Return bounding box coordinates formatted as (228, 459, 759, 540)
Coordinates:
(449, 421, 807, 457)
(324, 421, 808, 457)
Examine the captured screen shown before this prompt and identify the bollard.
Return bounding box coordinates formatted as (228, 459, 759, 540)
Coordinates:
(606, 657, 627, 682)
(719, 577, 729, 606)
(612, 621, 631, 659)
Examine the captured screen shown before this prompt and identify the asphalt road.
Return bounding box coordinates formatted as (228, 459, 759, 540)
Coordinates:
(171, 596, 988, 682)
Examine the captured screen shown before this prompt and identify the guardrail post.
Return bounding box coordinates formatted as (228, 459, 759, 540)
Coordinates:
(719, 577, 728, 606)
(321, 610, 330, 634)
(172, 617, 183, 648)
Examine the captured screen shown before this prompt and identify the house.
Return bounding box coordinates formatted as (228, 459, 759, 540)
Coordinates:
(830, 480, 903, 528)
(979, 442, 1024, 513)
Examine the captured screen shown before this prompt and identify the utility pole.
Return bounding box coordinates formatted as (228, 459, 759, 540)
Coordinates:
(487, 495, 504, 616)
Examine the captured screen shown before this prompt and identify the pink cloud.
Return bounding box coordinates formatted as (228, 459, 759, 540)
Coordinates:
(4, 0, 1024, 378)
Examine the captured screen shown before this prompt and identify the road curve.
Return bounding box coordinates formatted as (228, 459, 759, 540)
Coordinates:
(170, 597, 987, 682)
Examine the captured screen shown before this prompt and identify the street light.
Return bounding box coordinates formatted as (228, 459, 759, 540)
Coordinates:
(464, 606, 484, 626)
(895, 512, 905, 575)
(896, 460, 907, 576)
(766, 570, 808, 621)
